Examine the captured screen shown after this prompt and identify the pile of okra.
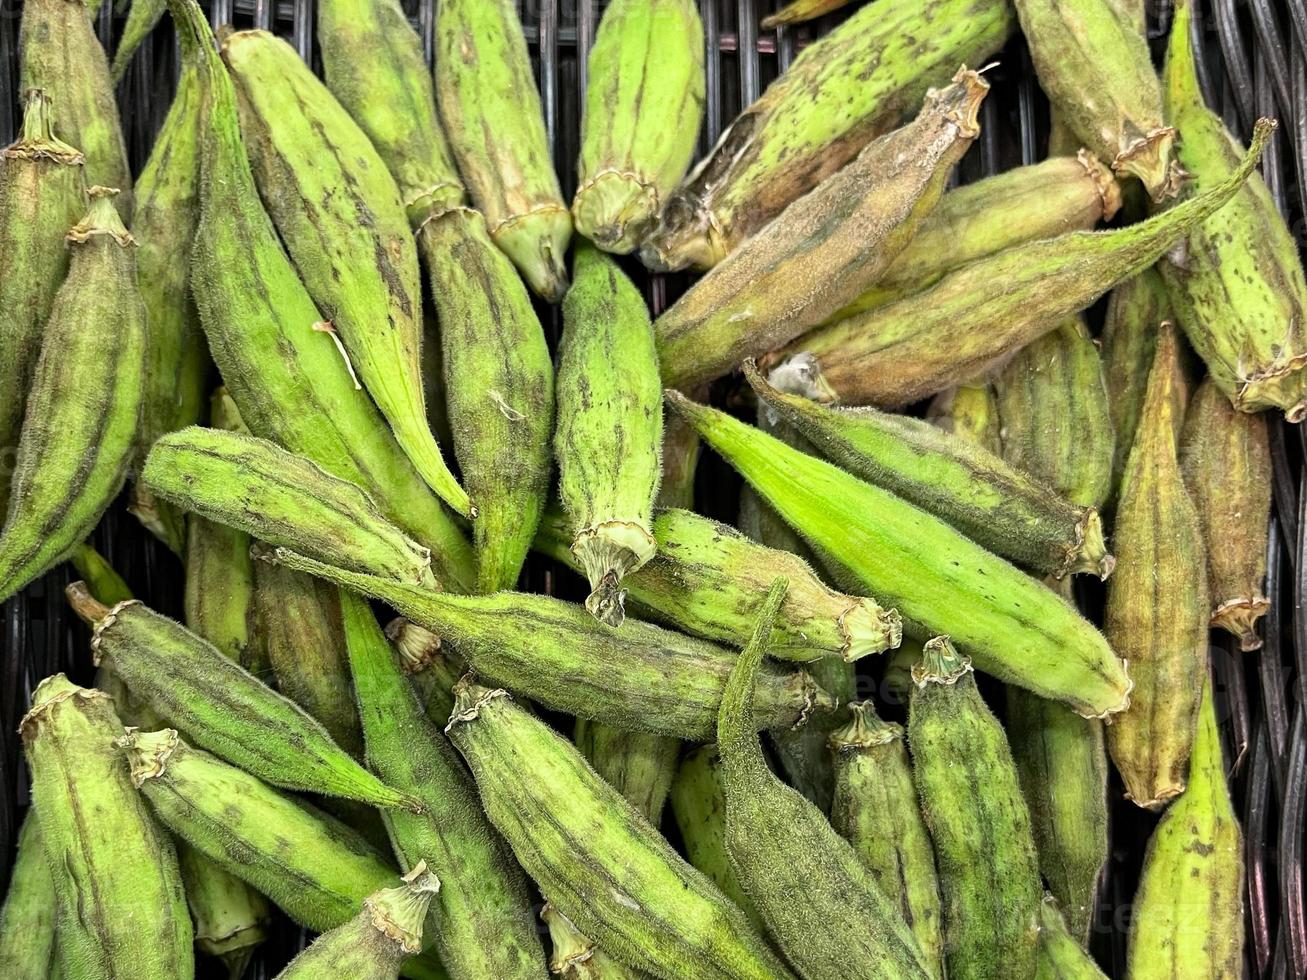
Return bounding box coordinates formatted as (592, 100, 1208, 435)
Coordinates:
(0, 0, 1287, 976)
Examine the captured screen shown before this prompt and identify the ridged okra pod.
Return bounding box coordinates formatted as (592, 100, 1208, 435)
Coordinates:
(418, 206, 555, 592)
(909, 638, 1042, 980)
(143, 426, 438, 588)
(1106, 324, 1210, 809)
(760, 0, 853, 28)
(827, 702, 943, 975)
(1102, 270, 1169, 500)
(317, 0, 466, 224)
(0, 811, 56, 977)
(747, 359, 1113, 579)
(118, 728, 398, 933)
(21, 677, 193, 978)
(110, 0, 166, 81)
(447, 679, 795, 980)
(340, 591, 548, 980)
(163, 0, 474, 591)
(655, 70, 988, 390)
(0, 187, 145, 605)
(19, 0, 132, 209)
(535, 505, 901, 662)
(772, 122, 1273, 407)
(1181, 378, 1272, 650)
(1161, 0, 1307, 418)
(573, 0, 705, 254)
(177, 842, 272, 979)
(830, 152, 1122, 321)
(665, 392, 1131, 719)
(717, 581, 930, 980)
(642, 0, 1014, 272)
(1126, 677, 1245, 977)
(127, 38, 208, 555)
(1036, 899, 1109, 979)
(0, 89, 84, 513)
(927, 382, 1002, 454)
(276, 863, 441, 980)
(66, 585, 416, 811)
(434, 0, 572, 300)
(556, 245, 663, 622)
(69, 543, 132, 606)
(262, 548, 831, 741)
(1015, 0, 1181, 201)
(222, 30, 468, 519)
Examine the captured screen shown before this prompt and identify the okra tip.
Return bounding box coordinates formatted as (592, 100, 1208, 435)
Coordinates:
(840, 598, 904, 662)
(743, 356, 837, 409)
(19, 674, 112, 739)
(572, 170, 660, 255)
(1113, 127, 1187, 203)
(67, 187, 134, 247)
(367, 861, 442, 955)
(828, 700, 902, 752)
(1236, 348, 1307, 419)
(8, 89, 84, 165)
(115, 726, 182, 788)
(935, 65, 991, 139)
(1212, 597, 1270, 652)
(572, 520, 657, 628)
(1075, 148, 1123, 221)
(1063, 510, 1115, 581)
(1124, 778, 1186, 812)
(540, 903, 594, 973)
(911, 636, 972, 687)
(639, 194, 724, 273)
(444, 678, 511, 734)
(385, 618, 442, 674)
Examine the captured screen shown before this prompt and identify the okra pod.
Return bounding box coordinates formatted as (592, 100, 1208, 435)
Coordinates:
(1101, 270, 1169, 501)
(1036, 898, 1109, 979)
(927, 382, 1002, 455)
(0, 187, 145, 605)
(110, 0, 165, 81)
(642, 0, 1014, 271)
(178, 842, 272, 978)
(19, 0, 132, 209)
(70, 542, 133, 606)
(909, 638, 1042, 980)
(747, 359, 1112, 579)
(717, 580, 931, 980)
(1106, 324, 1209, 809)
(1159, 0, 1307, 418)
(0, 811, 56, 978)
(260, 548, 831, 741)
(574, 719, 680, 824)
(573, 0, 705, 254)
(828, 702, 944, 975)
(542, 902, 653, 980)
(1180, 378, 1272, 650)
(771, 122, 1273, 407)
(556, 245, 664, 623)
(66, 584, 417, 811)
(317, 0, 466, 224)
(143, 426, 438, 589)
(658, 405, 702, 510)
(276, 862, 441, 980)
(222, 30, 467, 518)
(118, 727, 398, 933)
(418, 206, 555, 593)
(446, 680, 795, 980)
(434, 0, 572, 300)
(760, 0, 853, 28)
(386, 617, 466, 727)
(0, 89, 85, 515)
(21, 677, 192, 978)
(655, 69, 989, 390)
(535, 504, 901, 662)
(665, 392, 1131, 719)
(340, 591, 548, 980)
(162, 0, 474, 591)
(770, 655, 857, 815)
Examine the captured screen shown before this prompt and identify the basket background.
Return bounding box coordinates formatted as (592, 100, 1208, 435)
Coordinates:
(0, 0, 1304, 976)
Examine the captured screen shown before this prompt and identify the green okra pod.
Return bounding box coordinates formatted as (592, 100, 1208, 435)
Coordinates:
(574, 719, 680, 824)
(143, 426, 438, 589)
(573, 0, 705, 254)
(643, 0, 1014, 272)
(21, 677, 193, 979)
(260, 548, 831, 741)
(19, 0, 132, 210)
(127, 35, 208, 556)
(927, 382, 1002, 454)
(535, 504, 901, 663)
(317, 0, 466, 225)
(909, 638, 1043, 980)
(418, 206, 555, 593)
(747, 358, 1112, 579)
(717, 580, 931, 980)
(666, 391, 1131, 719)
(222, 30, 468, 518)
(118, 728, 397, 933)
(770, 654, 857, 816)
(1106, 324, 1209, 809)
(434, 0, 572, 300)
(110, 0, 165, 81)
(556, 244, 664, 624)
(1181, 378, 1272, 651)
(178, 842, 272, 979)
(1101, 270, 1169, 501)
(70, 542, 133, 606)
(1160, 0, 1307, 418)
(163, 0, 474, 592)
(771, 122, 1274, 407)
(340, 591, 548, 980)
(66, 584, 417, 812)
(385, 617, 466, 727)
(0, 811, 57, 978)
(1015, 0, 1182, 201)
(446, 680, 795, 980)
(0, 89, 85, 515)
(828, 702, 944, 976)
(1036, 899, 1109, 979)
(760, 0, 854, 28)
(0, 187, 145, 605)
(655, 69, 988, 390)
